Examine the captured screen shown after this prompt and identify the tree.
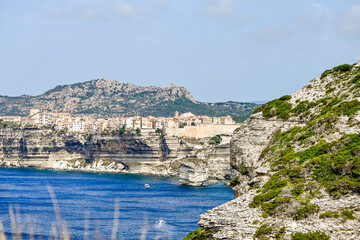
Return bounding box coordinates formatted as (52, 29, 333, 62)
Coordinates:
(155, 128, 164, 138)
(119, 126, 125, 134)
(155, 128, 163, 134)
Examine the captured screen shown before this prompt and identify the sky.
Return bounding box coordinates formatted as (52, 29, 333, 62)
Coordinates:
(1, 0, 360, 103)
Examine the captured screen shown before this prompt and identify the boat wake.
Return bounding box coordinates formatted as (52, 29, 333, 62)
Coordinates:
(153, 218, 174, 238)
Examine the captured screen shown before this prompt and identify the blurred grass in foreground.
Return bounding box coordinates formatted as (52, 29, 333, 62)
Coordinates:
(0, 186, 151, 240)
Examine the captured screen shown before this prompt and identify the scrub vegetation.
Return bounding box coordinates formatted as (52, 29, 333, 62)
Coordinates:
(250, 63, 360, 239)
(182, 228, 212, 240)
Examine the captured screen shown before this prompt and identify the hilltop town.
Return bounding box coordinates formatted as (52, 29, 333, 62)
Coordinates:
(0, 109, 238, 138)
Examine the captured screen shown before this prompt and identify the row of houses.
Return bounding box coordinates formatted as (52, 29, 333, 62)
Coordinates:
(0, 109, 236, 134)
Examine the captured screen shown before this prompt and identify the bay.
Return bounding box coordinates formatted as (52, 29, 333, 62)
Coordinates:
(0, 167, 233, 239)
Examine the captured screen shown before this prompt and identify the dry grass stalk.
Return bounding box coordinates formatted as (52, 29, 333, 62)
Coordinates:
(24, 216, 34, 240)
(49, 222, 57, 240)
(139, 214, 148, 240)
(1, 188, 151, 240)
(46, 185, 70, 240)
(0, 221, 6, 240)
(9, 205, 23, 240)
(111, 199, 120, 240)
(83, 212, 89, 240)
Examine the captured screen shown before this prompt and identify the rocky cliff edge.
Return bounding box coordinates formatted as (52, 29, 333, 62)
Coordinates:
(197, 61, 360, 239)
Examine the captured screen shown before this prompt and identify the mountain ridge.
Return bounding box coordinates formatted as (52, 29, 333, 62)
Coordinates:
(0, 79, 258, 119)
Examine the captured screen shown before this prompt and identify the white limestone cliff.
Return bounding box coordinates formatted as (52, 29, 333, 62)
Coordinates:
(197, 62, 360, 239)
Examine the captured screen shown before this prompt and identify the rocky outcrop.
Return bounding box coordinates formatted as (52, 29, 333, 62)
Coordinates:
(178, 160, 209, 187)
(0, 128, 235, 185)
(166, 136, 237, 186)
(197, 62, 360, 239)
(230, 114, 301, 196)
(52, 158, 127, 172)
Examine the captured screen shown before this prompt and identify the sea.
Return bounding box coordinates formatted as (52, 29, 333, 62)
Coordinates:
(0, 167, 233, 240)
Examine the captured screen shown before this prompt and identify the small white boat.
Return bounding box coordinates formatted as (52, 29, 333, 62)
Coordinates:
(144, 184, 150, 189)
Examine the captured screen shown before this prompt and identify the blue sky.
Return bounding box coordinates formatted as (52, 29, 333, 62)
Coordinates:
(1, 0, 360, 102)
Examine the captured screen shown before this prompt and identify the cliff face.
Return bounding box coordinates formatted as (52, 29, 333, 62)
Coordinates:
(173, 136, 236, 186)
(0, 127, 235, 185)
(198, 62, 360, 239)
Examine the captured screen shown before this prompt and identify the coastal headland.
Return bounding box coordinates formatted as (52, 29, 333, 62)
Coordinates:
(189, 61, 360, 239)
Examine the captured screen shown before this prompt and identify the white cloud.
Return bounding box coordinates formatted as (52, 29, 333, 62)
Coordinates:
(250, 25, 292, 41)
(338, 4, 360, 36)
(73, 5, 98, 20)
(109, 1, 143, 17)
(42, 4, 62, 19)
(235, 14, 256, 27)
(154, 0, 169, 10)
(202, 0, 235, 16)
(42, 1, 151, 21)
(295, 3, 329, 30)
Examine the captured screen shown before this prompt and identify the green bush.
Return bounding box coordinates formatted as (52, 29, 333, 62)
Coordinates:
(296, 204, 320, 220)
(342, 210, 355, 220)
(253, 95, 293, 119)
(229, 176, 239, 187)
(292, 101, 311, 115)
(263, 99, 292, 119)
(182, 228, 211, 240)
(209, 135, 222, 145)
(279, 95, 292, 101)
(250, 189, 282, 207)
(261, 197, 291, 215)
(291, 184, 304, 196)
(326, 88, 335, 94)
(240, 166, 247, 175)
(291, 231, 330, 240)
(319, 211, 339, 219)
(349, 74, 360, 85)
(320, 69, 333, 79)
(275, 227, 286, 240)
(333, 64, 352, 73)
(254, 224, 273, 239)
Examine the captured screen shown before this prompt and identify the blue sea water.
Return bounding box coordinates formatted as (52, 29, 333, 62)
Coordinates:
(0, 167, 233, 239)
